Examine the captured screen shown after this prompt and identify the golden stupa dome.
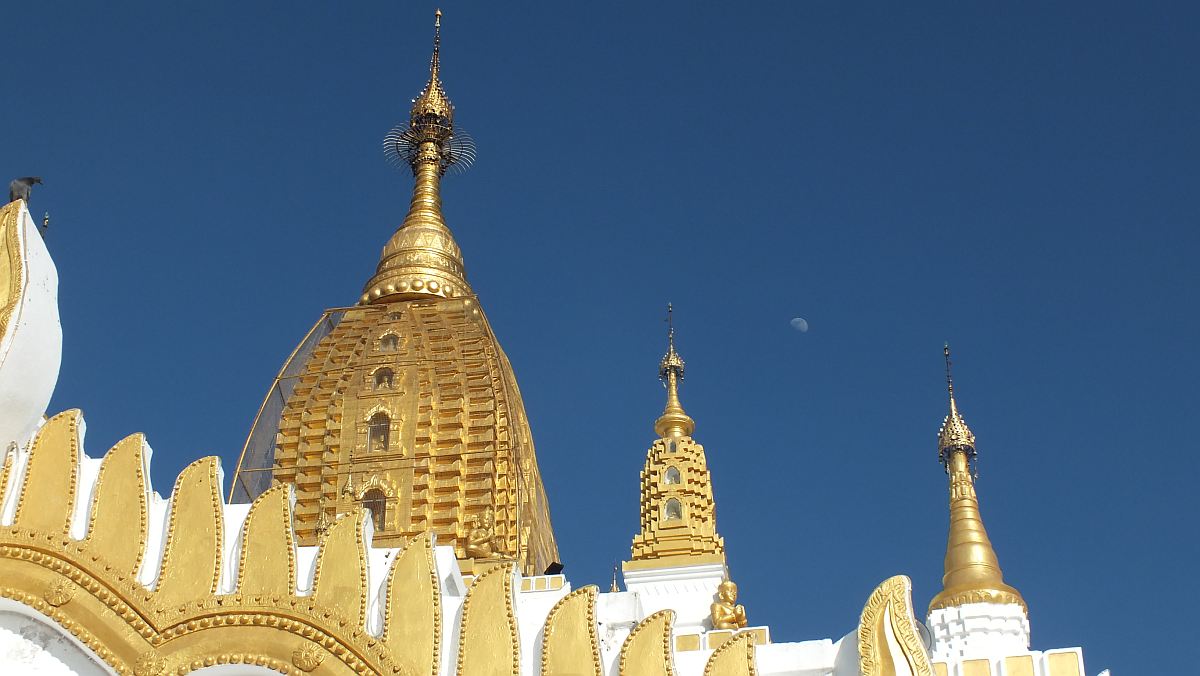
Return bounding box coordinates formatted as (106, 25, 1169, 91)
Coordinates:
(232, 11, 558, 576)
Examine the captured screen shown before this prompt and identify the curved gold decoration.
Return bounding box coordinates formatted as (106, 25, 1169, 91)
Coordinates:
(703, 631, 757, 676)
(930, 346, 1026, 614)
(456, 563, 519, 676)
(619, 609, 676, 676)
(0, 200, 24, 343)
(858, 575, 934, 676)
(14, 410, 80, 535)
(155, 456, 224, 606)
(384, 532, 441, 676)
(540, 585, 602, 676)
(311, 511, 369, 627)
(237, 484, 296, 597)
(83, 433, 149, 578)
(0, 411, 421, 674)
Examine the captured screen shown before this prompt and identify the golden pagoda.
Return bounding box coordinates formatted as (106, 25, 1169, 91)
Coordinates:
(229, 12, 557, 575)
(929, 344, 1026, 613)
(626, 306, 727, 569)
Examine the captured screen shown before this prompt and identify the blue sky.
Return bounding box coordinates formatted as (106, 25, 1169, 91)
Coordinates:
(7, 2, 1198, 673)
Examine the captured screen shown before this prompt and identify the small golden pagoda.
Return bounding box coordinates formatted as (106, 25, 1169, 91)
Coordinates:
(230, 12, 557, 576)
(626, 306, 726, 569)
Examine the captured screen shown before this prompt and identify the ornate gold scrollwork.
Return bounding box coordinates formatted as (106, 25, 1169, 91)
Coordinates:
(858, 576, 934, 676)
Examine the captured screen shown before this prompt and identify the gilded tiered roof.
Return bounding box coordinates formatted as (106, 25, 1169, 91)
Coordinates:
(232, 12, 557, 575)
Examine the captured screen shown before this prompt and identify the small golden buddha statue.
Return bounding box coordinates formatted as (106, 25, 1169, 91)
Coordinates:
(463, 507, 496, 559)
(710, 579, 748, 630)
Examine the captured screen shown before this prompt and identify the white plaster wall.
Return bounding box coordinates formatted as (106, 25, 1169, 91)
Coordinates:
(0, 201, 62, 451)
(0, 607, 111, 675)
(927, 602, 1029, 661)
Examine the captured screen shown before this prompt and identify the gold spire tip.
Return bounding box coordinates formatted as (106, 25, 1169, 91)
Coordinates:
(655, 303, 694, 438)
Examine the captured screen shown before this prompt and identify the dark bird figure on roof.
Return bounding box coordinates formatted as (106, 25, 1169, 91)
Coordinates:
(9, 177, 42, 204)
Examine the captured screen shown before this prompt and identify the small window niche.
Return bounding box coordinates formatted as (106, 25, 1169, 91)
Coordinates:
(380, 334, 399, 352)
(663, 498, 683, 521)
(368, 412, 390, 452)
(374, 368, 394, 390)
(363, 488, 387, 530)
(664, 466, 681, 485)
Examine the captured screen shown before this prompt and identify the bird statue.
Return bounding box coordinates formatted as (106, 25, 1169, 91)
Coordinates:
(9, 177, 42, 204)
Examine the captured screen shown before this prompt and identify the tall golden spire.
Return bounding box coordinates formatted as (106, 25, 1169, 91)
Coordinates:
(929, 345, 1026, 613)
(364, 9, 473, 304)
(655, 303, 696, 438)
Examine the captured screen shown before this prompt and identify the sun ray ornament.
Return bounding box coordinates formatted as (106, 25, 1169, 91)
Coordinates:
(383, 10, 477, 176)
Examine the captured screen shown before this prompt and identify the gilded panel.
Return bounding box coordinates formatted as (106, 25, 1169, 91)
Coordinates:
(14, 410, 80, 536)
(236, 484, 296, 597)
(384, 532, 440, 676)
(455, 562, 519, 676)
(961, 659, 992, 676)
(1004, 655, 1036, 676)
(83, 433, 149, 578)
(540, 585, 601, 676)
(703, 631, 757, 676)
(311, 511, 369, 626)
(155, 457, 224, 606)
(1046, 651, 1081, 676)
(619, 609, 675, 676)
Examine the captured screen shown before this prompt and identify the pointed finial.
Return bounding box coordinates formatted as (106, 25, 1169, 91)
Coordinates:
(410, 9, 454, 126)
(667, 302, 675, 352)
(944, 342, 954, 398)
(432, 9, 442, 78)
(610, 564, 620, 593)
(655, 303, 695, 438)
(938, 343, 976, 467)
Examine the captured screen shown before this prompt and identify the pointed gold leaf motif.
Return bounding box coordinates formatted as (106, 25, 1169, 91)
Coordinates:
(14, 410, 81, 536)
(155, 457, 224, 607)
(237, 484, 296, 597)
(703, 632, 757, 676)
(455, 564, 519, 676)
(83, 433, 149, 577)
(311, 511, 368, 626)
(541, 585, 601, 676)
(384, 533, 440, 676)
(858, 575, 934, 676)
(620, 610, 676, 676)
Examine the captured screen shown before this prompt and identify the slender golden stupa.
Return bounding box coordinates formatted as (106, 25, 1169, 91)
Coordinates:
(626, 307, 726, 569)
(230, 12, 558, 576)
(929, 345, 1026, 613)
